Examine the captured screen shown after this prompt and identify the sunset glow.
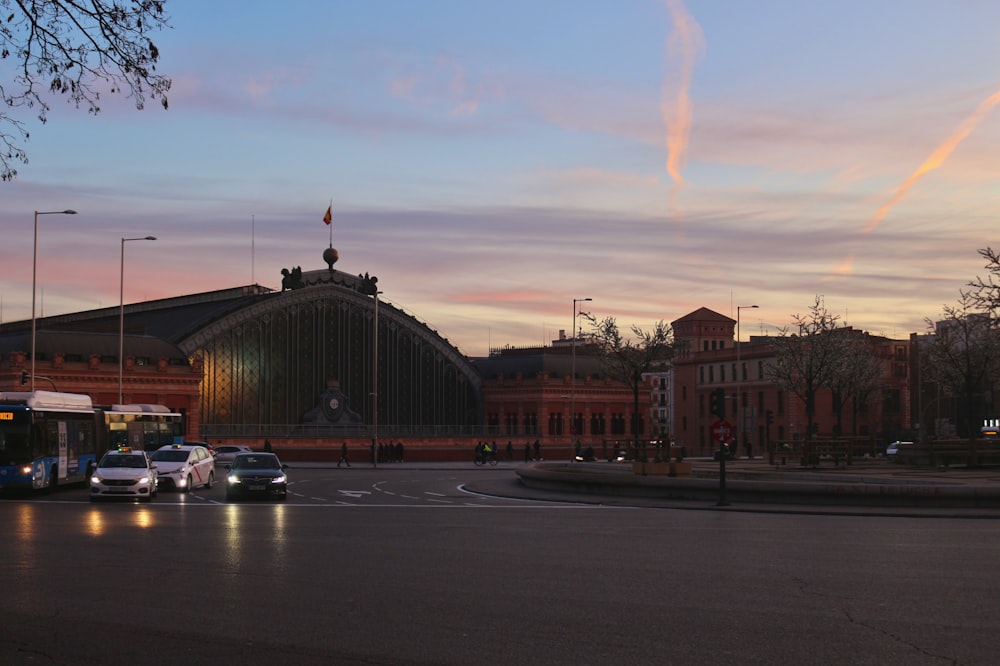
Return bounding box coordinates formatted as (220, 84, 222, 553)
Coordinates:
(2, 1, 997, 354)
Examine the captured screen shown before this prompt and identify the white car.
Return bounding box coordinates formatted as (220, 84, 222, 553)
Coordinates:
(214, 444, 254, 465)
(150, 444, 216, 492)
(90, 448, 158, 502)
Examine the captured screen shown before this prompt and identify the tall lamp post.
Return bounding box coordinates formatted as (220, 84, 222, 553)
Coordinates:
(31, 209, 78, 392)
(372, 290, 383, 468)
(119, 236, 157, 404)
(570, 297, 592, 459)
(736, 304, 758, 458)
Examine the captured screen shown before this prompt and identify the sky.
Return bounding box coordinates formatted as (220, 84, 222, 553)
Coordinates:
(2, 0, 999, 356)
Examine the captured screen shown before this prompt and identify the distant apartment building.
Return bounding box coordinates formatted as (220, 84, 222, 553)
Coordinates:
(670, 308, 913, 456)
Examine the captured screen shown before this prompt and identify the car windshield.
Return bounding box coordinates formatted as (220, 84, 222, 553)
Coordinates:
(150, 450, 189, 462)
(233, 455, 280, 470)
(100, 454, 147, 469)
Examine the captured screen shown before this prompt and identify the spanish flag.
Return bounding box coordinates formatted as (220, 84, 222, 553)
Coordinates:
(323, 205, 333, 225)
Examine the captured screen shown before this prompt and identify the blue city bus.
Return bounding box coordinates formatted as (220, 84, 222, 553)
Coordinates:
(104, 403, 183, 450)
(0, 391, 102, 491)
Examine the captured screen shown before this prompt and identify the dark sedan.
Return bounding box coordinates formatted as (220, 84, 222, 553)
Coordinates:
(225, 453, 288, 501)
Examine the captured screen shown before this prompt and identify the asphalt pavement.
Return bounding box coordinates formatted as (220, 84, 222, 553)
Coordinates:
(291, 455, 1000, 517)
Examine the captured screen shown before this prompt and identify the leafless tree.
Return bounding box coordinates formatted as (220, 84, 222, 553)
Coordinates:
(968, 246, 1000, 318)
(765, 296, 849, 441)
(1, 0, 171, 180)
(584, 316, 682, 460)
(827, 331, 882, 436)
(923, 290, 1000, 438)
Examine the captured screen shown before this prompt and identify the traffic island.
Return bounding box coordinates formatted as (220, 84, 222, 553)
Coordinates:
(515, 461, 1000, 509)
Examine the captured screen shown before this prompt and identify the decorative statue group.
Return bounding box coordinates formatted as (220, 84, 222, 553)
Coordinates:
(280, 266, 304, 291)
(358, 272, 379, 296)
(280, 266, 379, 295)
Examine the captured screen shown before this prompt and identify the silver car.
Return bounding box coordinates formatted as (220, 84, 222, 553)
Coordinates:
(214, 444, 254, 465)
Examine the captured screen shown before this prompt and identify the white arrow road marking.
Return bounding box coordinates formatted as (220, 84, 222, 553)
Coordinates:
(338, 490, 372, 498)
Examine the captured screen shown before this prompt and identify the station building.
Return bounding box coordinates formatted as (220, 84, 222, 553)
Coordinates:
(1, 259, 482, 457)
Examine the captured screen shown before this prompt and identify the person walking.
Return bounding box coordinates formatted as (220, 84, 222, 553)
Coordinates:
(338, 441, 350, 467)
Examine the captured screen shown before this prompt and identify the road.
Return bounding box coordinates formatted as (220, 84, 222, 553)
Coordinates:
(1, 466, 999, 665)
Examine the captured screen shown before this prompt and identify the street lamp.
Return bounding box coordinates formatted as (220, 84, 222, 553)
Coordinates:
(372, 290, 383, 467)
(736, 304, 758, 458)
(31, 209, 78, 392)
(570, 297, 592, 459)
(119, 236, 157, 404)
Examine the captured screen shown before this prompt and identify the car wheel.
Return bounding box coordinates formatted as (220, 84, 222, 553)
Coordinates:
(184, 474, 193, 493)
(206, 471, 215, 489)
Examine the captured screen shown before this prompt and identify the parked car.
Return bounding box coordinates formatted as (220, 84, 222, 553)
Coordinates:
(90, 448, 158, 502)
(886, 441, 913, 460)
(214, 444, 254, 465)
(150, 444, 216, 491)
(225, 452, 288, 501)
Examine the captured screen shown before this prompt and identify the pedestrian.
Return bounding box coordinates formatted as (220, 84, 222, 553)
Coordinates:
(524, 443, 531, 463)
(338, 441, 350, 467)
(506, 441, 513, 461)
(533, 439, 541, 461)
(263, 439, 272, 453)
(396, 441, 404, 463)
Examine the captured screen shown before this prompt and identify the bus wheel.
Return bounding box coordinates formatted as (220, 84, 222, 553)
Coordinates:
(45, 467, 57, 493)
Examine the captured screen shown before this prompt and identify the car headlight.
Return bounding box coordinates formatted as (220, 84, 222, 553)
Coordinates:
(227, 474, 241, 485)
(271, 475, 286, 484)
(138, 475, 151, 485)
(91, 475, 102, 484)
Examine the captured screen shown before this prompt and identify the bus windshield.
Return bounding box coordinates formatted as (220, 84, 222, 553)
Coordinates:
(0, 416, 33, 466)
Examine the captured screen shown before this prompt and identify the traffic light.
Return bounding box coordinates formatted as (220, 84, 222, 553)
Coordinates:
(19, 370, 28, 386)
(710, 387, 725, 418)
(765, 409, 774, 426)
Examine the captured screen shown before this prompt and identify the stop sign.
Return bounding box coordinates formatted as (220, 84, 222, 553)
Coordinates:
(712, 419, 732, 442)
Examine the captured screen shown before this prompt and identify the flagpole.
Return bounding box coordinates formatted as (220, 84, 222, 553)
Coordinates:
(328, 199, 333, 247)
(251, 213, 255, 285)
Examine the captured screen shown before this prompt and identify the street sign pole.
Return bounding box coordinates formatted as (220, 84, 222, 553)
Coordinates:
(713, 418, 732, 506)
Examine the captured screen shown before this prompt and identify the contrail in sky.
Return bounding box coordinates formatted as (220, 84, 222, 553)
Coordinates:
(661, 0, 703, 196)
(833, 89, 1000, 276)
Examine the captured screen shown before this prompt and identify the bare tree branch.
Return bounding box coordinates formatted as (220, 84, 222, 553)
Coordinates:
(0, 0, 171, 180)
